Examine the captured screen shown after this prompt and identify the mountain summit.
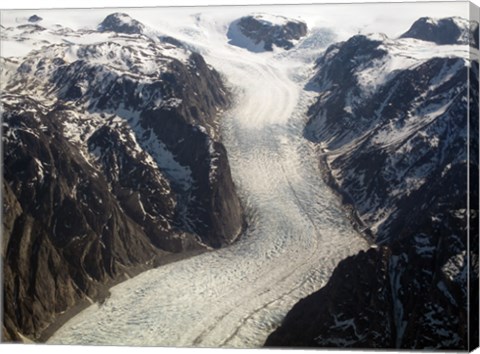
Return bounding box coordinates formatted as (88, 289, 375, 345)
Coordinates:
(267, 17, 477, 349)
(98, 13, 145, 34)
(228, 13, 307, 52)
(400, 16, 479, 47)
(2, 14, 244, 342)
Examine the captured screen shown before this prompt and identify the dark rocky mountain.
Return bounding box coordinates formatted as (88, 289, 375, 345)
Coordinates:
(28, 15, 43, 23)
(15, 24, 46, 33)
(267, 19, 478, 350)
(401, 17, 479, 47)
(228, 13, 307, 51)
(98, 13, 145, 34)
(2, 14, 244, 342)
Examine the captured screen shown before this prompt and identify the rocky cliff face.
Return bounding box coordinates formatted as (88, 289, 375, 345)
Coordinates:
(401, 16, 479, 47)
(267, 18, 478, 350)
(267, 208, 473, 348)
(2, 13, 244, 342)
(98, 12, 145, 34)
(228, 13, 307, 51)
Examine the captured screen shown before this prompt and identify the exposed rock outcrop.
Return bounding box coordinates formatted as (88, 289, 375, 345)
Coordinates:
(267, 18, 478, 350)
(98, 13, 145, 34)
(400, 16, 479, 47)
(2, 14, 244, 342)
(228, 13, 307, 52)
(28, 15, 43, 23)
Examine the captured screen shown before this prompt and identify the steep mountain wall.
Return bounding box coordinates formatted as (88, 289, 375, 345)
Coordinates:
(267, 17, 479, 350)
(2, 13, 244, 342)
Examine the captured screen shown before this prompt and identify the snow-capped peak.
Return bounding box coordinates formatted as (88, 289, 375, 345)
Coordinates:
(228, 13, 307, 52)
(98, 12, 145, 34)
(400, 16, 478, 47)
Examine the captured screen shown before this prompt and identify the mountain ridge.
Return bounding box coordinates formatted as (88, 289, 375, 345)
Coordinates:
(266, 17, 478, 349)
(2, 13, 244, 342)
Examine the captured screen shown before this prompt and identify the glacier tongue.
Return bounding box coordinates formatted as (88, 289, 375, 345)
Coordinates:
(47, 14, 369, 347)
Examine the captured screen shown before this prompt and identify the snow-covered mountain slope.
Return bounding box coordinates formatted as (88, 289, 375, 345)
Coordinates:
(401, 16, 479, 47)
(98, 12, 145, 34)
(305, 30, 476, 243)
(2, 13, 244, 341)
(267, 18, 479, 349)
(227, 13, 307, 52)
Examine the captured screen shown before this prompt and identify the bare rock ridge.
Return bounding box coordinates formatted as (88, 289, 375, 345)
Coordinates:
(2, 13, 244, 342)
(400, 16, 479, 47)
(266, 17, 478, 349)
(228, 13, 307, 52)
(28, 15, 43, 23)
(98, 12, 145, 34)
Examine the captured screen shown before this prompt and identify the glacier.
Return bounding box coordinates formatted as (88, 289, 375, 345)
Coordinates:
(45, 10, 370, 347)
